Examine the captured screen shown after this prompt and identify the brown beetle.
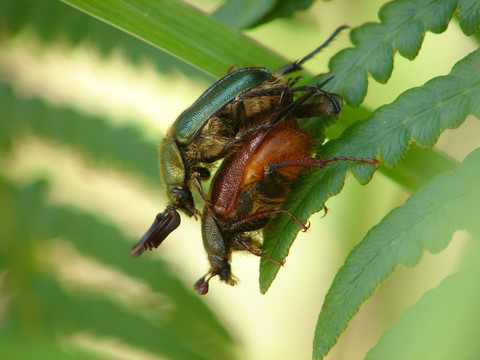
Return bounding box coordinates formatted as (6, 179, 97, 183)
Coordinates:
(194, 102, 378, 294)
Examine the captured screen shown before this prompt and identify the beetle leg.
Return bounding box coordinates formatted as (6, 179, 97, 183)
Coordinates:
(286, 84, 342, 115)
(286, 75, 303, 87)
(192, 171, 211, 205)
(235, 86, 291, 100)
(268, 90, 316, 125)
(293, 96, 343, 119)
(232, 235, 286, 266)
(230, 209, 310, 233)
(274, 25, 348, 75)
(193, 207, 203, 220)
(234, 91, 316, 140)
(236, 79, 334, 101)
(267, 86, 293, 124)
(227, 65, 239, 73)
(265, 156, 379, 173)
(224, 87, 321, 148)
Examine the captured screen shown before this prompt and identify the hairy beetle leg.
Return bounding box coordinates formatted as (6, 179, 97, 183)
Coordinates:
(192, 171, 211, 205)
(237, 84, 328, 101)
(233, 235, 285, 266)
(193, 207, 203, 220)
(230, 210, 310, 233)
(266, 156, 379, 173)
(287, 75, 303, 87)
(289, 85, 342, 114)
(235, 87, 320, 139)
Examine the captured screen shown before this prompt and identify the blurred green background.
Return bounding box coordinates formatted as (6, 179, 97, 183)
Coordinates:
(0, 0, 478, 359)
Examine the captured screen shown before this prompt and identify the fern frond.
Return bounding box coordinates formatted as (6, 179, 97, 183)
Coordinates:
(326, 0, 479, 106)
(313, 147, 480, 359)
(260, 48, 480, 293)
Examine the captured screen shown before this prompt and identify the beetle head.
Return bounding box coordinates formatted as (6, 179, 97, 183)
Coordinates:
(169, 186, 196, 217)
(129, 205, 181, 257)
(160, 138, 198, 216)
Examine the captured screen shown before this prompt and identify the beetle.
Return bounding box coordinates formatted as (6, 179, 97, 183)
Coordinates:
(193, 106, 378, 295)
(130, 26, 349, 258)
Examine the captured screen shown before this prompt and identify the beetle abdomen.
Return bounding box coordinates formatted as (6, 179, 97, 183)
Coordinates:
(244, 126, 311, 184)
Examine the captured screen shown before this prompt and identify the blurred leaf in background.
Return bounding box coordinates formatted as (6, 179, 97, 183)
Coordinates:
(0, 0, 236, 359)
(0, 0, 479, 360)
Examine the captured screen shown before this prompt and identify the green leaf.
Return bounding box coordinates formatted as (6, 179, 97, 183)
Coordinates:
(462, 343, 480, 360)
(260, 48, 480, 293)
(457, 0, 480, 35)
(250, 0, 315, 28)
(212, 0, 277, 30)
(329, 107, 459, 193)
(10, 274, 225, 360)
(312, 147, 480, 359)
(0, 332, 104, 360)
(60, 279, 229, 360)
(0, 176, 235, 360)
(0, 0, 207, 78)
(59, 0, 285, 77)
(213, 0, 315, 30)
(0, 82, 159, 184)
(325, 0, 479, 106)
(365, 262, 480, 360)
(40, 209, 233, 353)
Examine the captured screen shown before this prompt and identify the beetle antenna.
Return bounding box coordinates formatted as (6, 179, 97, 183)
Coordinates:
(316, 76, 335, 88)
(296, 25, 348, 68)
(275, 25, 348, 75)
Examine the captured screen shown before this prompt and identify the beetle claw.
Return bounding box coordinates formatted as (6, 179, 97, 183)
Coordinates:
(193, 208, 203, 220)
(232, 236, 285, 266)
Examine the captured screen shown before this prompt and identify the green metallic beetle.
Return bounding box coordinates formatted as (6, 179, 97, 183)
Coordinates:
(130, 26, 347, 258)
(160, 66, 279, 216)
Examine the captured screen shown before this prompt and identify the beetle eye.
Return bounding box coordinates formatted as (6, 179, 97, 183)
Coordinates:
(171, 187, 191, 201)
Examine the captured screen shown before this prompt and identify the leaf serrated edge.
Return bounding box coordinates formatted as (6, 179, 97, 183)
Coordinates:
(260, 48, 479, 293)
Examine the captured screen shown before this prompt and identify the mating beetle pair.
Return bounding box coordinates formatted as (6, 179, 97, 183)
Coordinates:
(130, 27, 378, 293)
(130, 26, 347, 258)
